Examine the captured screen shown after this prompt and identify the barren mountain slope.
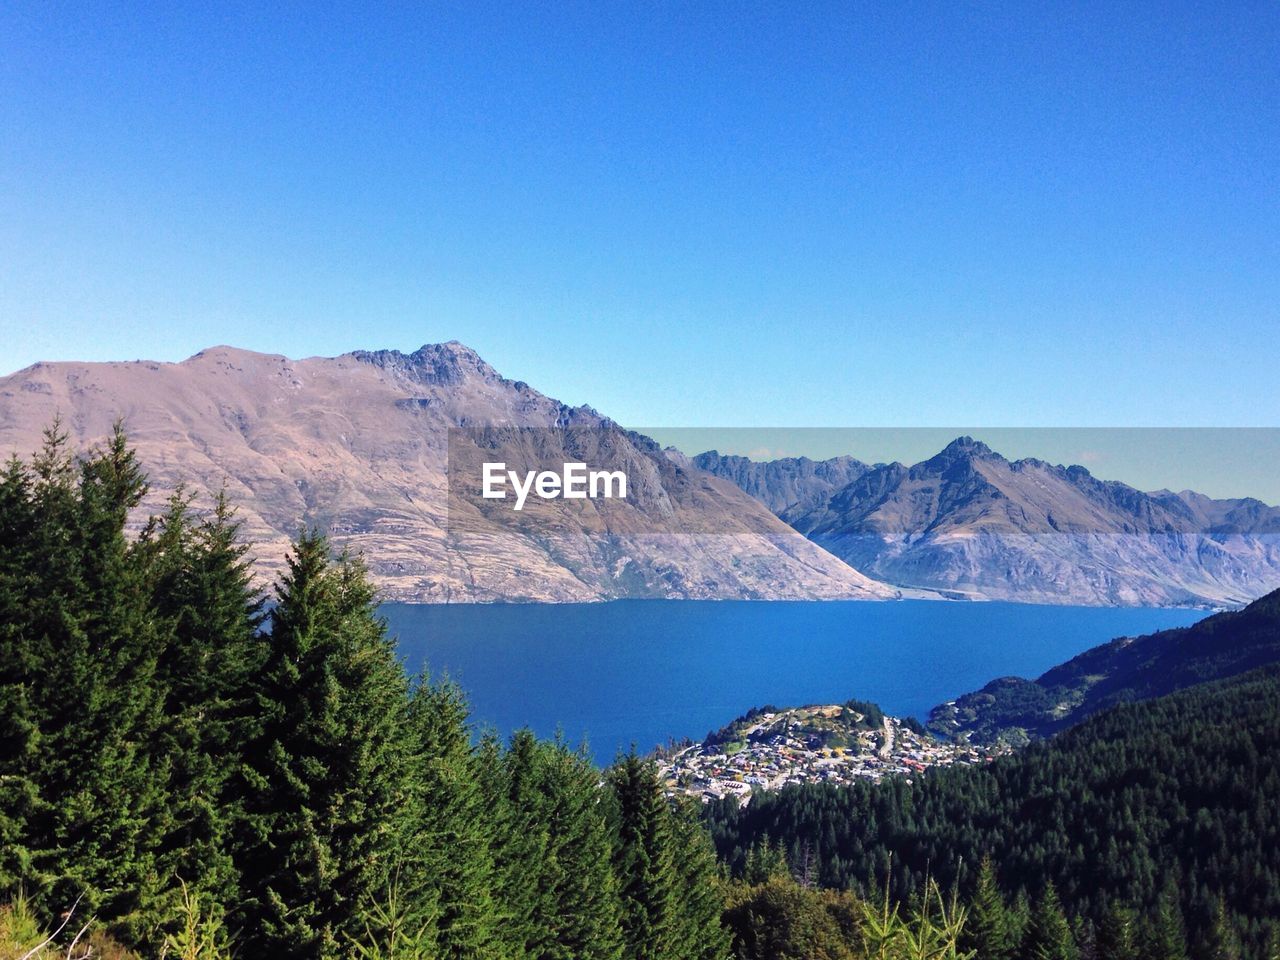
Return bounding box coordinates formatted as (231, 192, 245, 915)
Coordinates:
(0, 342, 894, 602)
(781, 437, 1280, 606)
(690, 451, 871, 514)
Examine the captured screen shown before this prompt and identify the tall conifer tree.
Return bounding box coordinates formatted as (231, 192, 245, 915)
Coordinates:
(27, 426, 170, 940)
(232, 533, 413, 959)
(608, 752, 680, 960)
(1023, 883, 1079, 960)
(488, 727, 550, 956)
(142, 489, 263, 926)
(668, 798, 730, 960)
(529, 736, 624, 960)
(1198, 898, 1243, 960)
(1140, 885, 1189, 960)
(960, 857, 1014, 960)
(402, 677, 506, 960)
(1096, 904, 1140, 960)
(0, 456, 40, 893)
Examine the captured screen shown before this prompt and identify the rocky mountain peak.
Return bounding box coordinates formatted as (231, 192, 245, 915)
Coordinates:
(350, 340, 503, 386)
(726, 436, 1280, 606)
(691, 450, 874, 515)
(939, 435, 997, 459)
(920, 436, 1002, 472)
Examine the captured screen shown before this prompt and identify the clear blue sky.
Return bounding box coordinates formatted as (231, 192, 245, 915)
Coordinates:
(2, 2, 1277, 428)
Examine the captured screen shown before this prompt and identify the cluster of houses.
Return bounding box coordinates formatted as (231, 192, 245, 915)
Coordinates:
(657, 705, 1003, 805)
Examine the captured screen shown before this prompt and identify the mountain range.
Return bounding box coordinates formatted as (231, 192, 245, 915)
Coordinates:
(0, 343, 890, 602)
(688, 452, 871, 515)
(696, 438, 1280, 606)
(4, 341, 1278, 606)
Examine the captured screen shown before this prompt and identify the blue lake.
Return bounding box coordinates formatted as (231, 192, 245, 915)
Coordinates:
(383, 600, 1206, 765)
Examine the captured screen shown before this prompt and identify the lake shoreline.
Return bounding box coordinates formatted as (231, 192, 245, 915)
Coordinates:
(383, 599, 1208, 765)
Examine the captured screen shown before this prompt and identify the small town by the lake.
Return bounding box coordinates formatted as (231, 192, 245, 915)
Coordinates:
(657, 702, 1008, 804)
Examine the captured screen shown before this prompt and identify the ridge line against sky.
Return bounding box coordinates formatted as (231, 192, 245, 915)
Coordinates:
(2, 343, 1278, 502)
(1, 3, 1277, 427)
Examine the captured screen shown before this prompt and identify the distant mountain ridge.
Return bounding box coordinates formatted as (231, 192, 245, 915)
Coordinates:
(700, 436, 1280, 606)
(690, 451, 872, 514)
(0, 343, 892, 603)
(929, 585, 1280, 744)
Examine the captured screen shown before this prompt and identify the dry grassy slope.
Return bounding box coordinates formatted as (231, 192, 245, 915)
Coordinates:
(0, 342, 894, 602)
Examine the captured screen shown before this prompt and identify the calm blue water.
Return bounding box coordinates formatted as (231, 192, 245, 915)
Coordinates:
(383, 600, 1205, 765)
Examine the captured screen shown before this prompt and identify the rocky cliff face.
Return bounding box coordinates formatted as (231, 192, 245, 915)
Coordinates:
(690, 451, 871, 514)
(727, 437, 1280, 606)
(0, 343, 895, 602)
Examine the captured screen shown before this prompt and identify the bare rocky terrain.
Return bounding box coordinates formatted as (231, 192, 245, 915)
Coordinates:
(0, 342, 894, 603)
(755, 437, 1280, 606)
(690, 451, 871, 515)
(8, 344, 1275, 608)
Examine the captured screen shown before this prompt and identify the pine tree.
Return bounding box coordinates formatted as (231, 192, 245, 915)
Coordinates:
(608, 752, 680, 960)
(515, 735, 624, 960)
(1022, 883, 1079, 960)
(1096, 903, 1139, 960)
(1197, 899, 1242, 960)
(605, 763, 730, 960)
(547, 741, 626, 960)
(0, 455, 40, 893)
(960, 857, 1014, 960)
(231, 533, 414, 959)
(668, 798, 730, 960)
(481, 727, 543, 956)
(1008, 890, 1032, 951)
(1140, 885, 1188, 960)
(742, 841, 789, 885)
(142, 488, 263, 929)
(25, 425, 171, 942)
(401, 676, 506, 960)
(1262, 926, 1280, 960)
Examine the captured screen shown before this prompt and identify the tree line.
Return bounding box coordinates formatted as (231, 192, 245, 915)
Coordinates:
(0, 426, 725, 959)
(707, 665, 1280, 958)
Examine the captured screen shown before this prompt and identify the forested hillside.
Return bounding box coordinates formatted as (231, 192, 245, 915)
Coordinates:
(930, 587, 1280, 744)
(2, 427, 1272, 960)
(709, 666, 1280, 955)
